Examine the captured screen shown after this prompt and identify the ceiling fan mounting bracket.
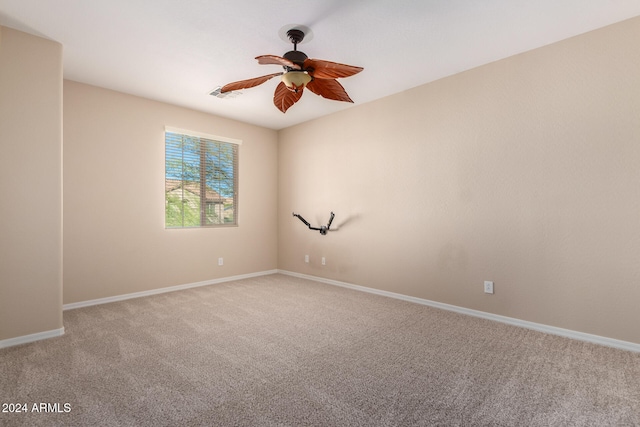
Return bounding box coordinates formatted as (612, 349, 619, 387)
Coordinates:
(278, 24, 313, 46)
(287, 29, 306, 47)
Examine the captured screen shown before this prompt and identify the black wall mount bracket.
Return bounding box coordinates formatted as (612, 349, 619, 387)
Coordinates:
(292, 211, 335, 235)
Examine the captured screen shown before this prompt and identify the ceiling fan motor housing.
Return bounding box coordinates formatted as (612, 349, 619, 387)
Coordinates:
(283, 50, 308, 69)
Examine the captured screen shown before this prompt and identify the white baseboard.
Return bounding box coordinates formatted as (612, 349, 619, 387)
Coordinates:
(0, 327, 65, 349)
(278, 270, 640, 354)
(10, 270, 636, 353)
(3, 271, 278, 349)
(63, 269, 279, 311)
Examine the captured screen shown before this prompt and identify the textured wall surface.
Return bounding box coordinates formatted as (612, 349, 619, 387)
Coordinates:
(63, 81, 278, 304)
(0, 27, 63, 340)
(278, 17, 640, 344)
(3, 17, 639, 348)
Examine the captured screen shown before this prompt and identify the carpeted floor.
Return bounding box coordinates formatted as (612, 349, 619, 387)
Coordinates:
(1, 274, 639, 426)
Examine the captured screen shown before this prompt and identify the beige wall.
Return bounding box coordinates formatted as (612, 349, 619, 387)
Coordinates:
(278, 17, 640, 344)
(4, 16, 639, 347)
(63, 81, 278, 304)
(0, 27, 63, 340)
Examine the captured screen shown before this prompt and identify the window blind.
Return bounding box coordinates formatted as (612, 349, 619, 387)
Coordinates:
(165, 129, 239, 228)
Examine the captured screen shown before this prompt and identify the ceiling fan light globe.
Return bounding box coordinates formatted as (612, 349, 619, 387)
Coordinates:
(282, 71, 312, 92)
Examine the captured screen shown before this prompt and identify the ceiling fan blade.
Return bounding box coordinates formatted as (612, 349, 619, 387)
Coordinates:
(304, 59, 363, 79)
(256, 55, 301, 70)
(306, 78, 354, 103)
(273, 81, 303, 113)
(220, 72, 282, 93)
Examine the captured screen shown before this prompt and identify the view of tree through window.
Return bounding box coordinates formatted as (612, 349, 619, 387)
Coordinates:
(165, 130, 238, 228)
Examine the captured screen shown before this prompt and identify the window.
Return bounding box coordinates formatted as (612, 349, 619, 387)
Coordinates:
(165, 127, 240, 228)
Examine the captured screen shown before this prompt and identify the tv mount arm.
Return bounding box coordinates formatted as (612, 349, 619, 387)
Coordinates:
(292, 211, 335, 235)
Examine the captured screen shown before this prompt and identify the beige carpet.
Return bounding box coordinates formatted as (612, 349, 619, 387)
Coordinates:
(1, 274, 639, 426)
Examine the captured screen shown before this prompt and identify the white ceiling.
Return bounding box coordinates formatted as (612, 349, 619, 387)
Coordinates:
(2, 1, 639, 130)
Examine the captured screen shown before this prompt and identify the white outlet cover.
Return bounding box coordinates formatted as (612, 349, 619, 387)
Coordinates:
(484, 281, 494, 294)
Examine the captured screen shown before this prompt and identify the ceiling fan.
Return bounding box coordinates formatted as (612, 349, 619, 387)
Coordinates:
(220, 28, 363, 113)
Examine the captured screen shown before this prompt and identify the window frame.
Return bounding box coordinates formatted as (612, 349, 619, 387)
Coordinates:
(164, 126, 241, 229)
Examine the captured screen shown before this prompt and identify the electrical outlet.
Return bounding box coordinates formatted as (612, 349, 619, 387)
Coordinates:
(305, 255, 309, 263)
(321, 257, 326, 266)
(484, 281, 494, 294)
(218, 257, 224, 266)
